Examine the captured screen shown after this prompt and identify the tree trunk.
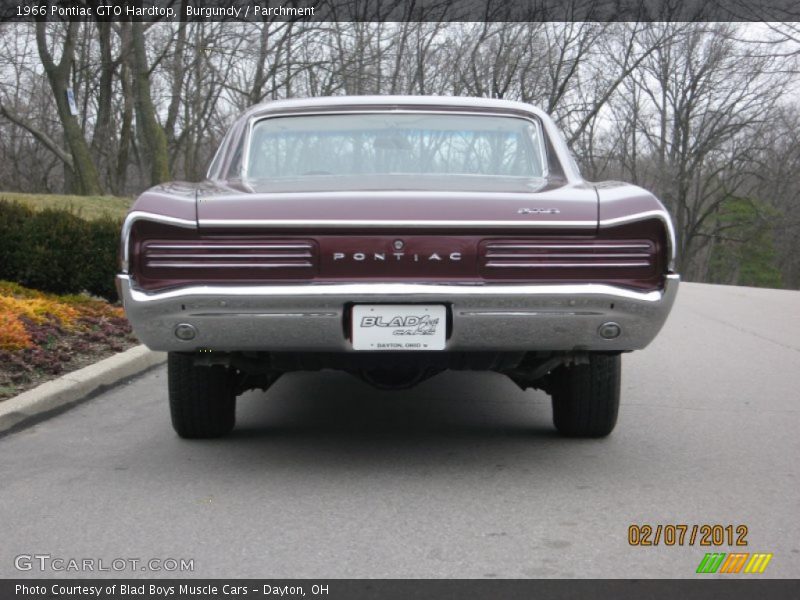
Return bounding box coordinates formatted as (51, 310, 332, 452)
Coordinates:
(130, 22, 170, 186)
(90, 21, 114, 189)
(35, 22, 102, 195)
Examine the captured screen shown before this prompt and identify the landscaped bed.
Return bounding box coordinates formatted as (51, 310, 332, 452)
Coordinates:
(0, 281, 138, 400)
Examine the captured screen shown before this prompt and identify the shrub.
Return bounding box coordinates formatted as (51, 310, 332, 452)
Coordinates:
(0, 200, 122, 301)
(16, 208, 91, 295)
(0, 201, 32, 282)
(82, 216, 122, 301)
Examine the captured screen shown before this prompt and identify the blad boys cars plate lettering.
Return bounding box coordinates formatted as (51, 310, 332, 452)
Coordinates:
(352, 305, 446, 350)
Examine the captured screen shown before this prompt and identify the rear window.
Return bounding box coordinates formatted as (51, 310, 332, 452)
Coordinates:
(242, 113, 547, 183)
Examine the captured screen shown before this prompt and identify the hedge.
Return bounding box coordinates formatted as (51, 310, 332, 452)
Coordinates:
(0, 200, 122, 301)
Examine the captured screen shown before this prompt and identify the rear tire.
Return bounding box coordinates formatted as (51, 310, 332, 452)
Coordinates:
(550, 354, 621, 438)
(168, 352, 236, 439)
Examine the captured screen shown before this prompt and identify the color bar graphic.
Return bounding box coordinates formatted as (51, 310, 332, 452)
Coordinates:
(719, 553, 749, 573)
(696, 552, 727, 574)
(696, 552, 773, 574)
(744, 553, 773, 574)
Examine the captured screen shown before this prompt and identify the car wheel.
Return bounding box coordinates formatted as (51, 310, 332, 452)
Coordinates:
(167, 352, 236, 439)
(550, 353, 621, 438)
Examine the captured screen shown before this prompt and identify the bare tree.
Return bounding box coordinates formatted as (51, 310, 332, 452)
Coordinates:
(597, 23, 793, 277)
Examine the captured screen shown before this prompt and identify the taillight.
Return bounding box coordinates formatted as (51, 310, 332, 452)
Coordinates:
(481, 239, 655, 270)
(131, 226, 319, 290)
(479, 233, 664, 290)
(142, 240, 316, 271)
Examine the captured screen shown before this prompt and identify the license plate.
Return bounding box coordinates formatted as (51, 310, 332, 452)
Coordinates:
(351, 305, 446, 351)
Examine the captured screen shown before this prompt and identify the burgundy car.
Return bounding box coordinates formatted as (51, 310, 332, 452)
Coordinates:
(118, 96, 678, 439)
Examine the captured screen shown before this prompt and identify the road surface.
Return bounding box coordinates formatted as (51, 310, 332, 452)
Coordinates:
(1, 282, 798, 578)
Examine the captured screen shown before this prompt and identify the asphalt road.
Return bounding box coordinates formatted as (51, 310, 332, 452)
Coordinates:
(1, 282, 798, 579)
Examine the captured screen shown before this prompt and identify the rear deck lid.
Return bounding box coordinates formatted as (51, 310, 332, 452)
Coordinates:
(196, 179, 599, 231)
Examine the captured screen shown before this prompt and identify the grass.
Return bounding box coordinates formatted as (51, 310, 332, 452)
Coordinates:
(0, 191, 132, 221)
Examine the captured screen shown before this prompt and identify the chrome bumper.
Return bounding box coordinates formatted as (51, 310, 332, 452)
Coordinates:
(118, 274, 679, 353)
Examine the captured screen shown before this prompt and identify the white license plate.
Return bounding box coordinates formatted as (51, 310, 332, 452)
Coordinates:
(351, 305, 447, 351)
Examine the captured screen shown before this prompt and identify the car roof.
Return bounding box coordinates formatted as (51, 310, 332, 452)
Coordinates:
(242, 95, 549, 120)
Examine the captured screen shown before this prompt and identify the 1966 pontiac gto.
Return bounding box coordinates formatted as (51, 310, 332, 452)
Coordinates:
(118, 96, 678, 439)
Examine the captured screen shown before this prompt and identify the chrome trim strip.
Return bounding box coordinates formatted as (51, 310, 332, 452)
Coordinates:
(120, 211, 197, 273)
(458, 310, 603, 316)
(119, 273, 675, 304)
(198, 218, 597, 229)
(147, 243, 312, 251)
(188, 312, 338, 318)
(599, 210, 671, 227)
(599, 209, 677, 269)
(485, 253, 652, 259)
(484, 262, 651, 269)
(486, 243, 652, 250)
(146, 253, 313, 259)
(145, 262, 313, 269)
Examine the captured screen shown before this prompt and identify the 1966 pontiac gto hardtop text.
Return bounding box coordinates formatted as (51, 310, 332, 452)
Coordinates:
(118, 96, 678, 439)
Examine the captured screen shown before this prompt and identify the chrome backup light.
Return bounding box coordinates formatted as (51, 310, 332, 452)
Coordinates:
(174, 323, 197, 341)
(598, 322, 621, 339)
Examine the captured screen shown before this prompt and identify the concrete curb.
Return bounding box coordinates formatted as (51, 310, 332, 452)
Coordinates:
(0, 345, 166, 434)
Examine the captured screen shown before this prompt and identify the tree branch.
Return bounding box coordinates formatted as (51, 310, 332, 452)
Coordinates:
(0, 102, 74, 169)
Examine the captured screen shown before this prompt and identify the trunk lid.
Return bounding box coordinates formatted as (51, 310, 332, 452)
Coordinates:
(196, 181, 599, 231)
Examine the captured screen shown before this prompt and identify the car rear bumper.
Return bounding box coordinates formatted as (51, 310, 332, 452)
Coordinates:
(118, 273, 679, 353)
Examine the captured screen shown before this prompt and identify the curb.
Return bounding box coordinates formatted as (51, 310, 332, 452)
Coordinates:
(0, 345, 166, 434)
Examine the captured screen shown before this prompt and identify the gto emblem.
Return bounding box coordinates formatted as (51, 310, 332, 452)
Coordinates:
(518, 207, 561, 215)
